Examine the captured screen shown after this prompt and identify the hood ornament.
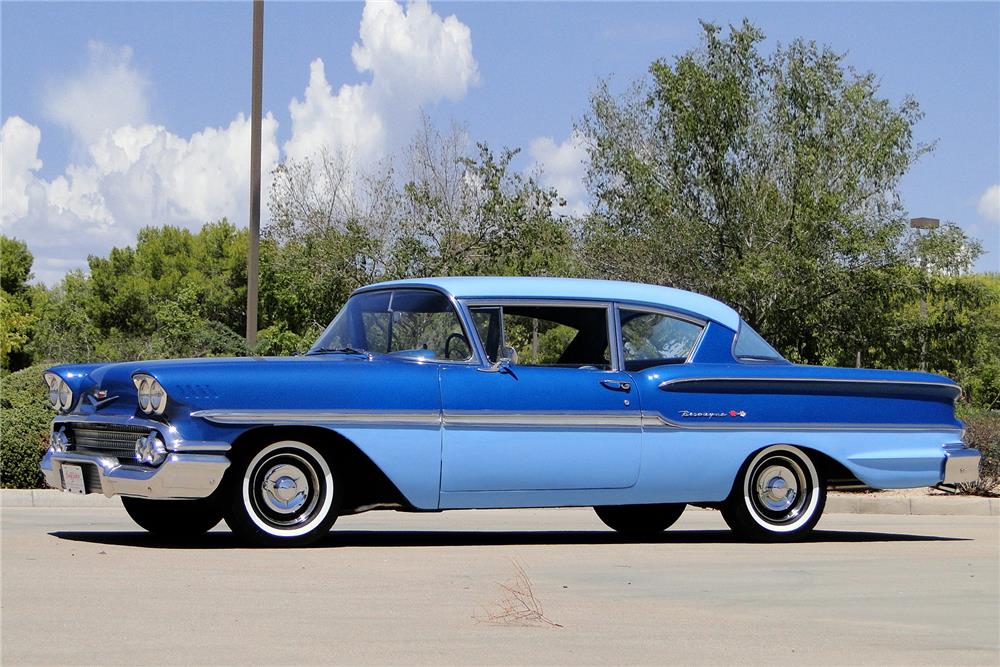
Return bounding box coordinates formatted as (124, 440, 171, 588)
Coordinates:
(86, 389, 118, 409)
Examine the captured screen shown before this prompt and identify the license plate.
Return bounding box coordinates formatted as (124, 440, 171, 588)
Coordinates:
(61, 464, 86, 494)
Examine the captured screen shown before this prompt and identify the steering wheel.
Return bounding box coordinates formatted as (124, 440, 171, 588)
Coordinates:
(444, 332, 470, 360)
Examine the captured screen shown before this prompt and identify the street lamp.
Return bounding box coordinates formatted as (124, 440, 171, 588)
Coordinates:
(910, 217, 939, 371)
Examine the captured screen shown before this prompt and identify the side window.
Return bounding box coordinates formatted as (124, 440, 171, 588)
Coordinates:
(734, 320, 784, 362)
(620, 310, 702, 370)
(386, 291, 472, 360)
(500, 305, 610, 369)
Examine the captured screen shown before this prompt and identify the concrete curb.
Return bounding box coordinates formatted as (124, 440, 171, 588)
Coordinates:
(2, 489, 998, 515)
(826, 493, 999, 516)
(1, 489, 119, 508)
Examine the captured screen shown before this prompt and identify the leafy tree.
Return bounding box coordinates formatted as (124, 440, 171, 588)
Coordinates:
(0, 236, 36, 372)
(1, 236, 33, 294)
(579, 20, 928, 364)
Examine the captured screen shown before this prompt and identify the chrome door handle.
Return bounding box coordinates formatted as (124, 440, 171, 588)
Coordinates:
(600, 379, 631, 392)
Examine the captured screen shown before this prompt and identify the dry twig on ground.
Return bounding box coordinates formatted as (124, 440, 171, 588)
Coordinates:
(475, 560, 563, 628)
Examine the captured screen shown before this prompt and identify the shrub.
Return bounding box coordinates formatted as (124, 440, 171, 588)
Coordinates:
(958, 410, 1000, 496)
(0, 364, 52, 488)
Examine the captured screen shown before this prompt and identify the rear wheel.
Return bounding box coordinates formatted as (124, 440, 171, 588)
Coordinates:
(594, 503, 686, 537)
(121, 495, 223, 539)
(224, 439, 341, 547)
(721, 445, 825, 541)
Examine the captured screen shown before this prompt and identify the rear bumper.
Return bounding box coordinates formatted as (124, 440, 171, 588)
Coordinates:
(40, 449, 230, 499)
(942, 444, 981, 485)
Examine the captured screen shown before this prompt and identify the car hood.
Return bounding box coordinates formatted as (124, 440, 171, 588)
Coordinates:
(46, 354, 436, 417)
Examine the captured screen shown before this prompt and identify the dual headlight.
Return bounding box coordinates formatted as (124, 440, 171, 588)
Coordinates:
(132, 374, 168, 415)
(43, 372, 73, 412)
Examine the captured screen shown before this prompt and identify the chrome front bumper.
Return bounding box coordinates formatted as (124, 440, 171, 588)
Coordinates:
(41, 449, 230, 499)
(942, 444, 981, 484)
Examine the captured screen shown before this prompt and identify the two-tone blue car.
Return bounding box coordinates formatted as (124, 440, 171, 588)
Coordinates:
(40, 277, 980, 545)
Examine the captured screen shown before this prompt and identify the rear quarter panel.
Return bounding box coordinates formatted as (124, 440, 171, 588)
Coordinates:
(628, 363, 962, 501)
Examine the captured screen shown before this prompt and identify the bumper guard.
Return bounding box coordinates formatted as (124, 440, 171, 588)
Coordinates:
(942, 444, 981, 485)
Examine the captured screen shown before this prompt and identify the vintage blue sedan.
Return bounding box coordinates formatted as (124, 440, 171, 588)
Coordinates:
(40, 277, 980, 545)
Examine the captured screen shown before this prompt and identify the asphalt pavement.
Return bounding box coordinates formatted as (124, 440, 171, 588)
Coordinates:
(2, 506, 997, 666)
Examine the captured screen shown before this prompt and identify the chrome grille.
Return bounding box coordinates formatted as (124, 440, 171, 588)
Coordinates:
(63, 423, 152, 465)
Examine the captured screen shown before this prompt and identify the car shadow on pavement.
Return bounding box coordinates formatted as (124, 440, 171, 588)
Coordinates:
(48, 529, 968, 549)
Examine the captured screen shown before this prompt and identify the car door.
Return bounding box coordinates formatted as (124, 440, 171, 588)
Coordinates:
(438, 300, 642, 500)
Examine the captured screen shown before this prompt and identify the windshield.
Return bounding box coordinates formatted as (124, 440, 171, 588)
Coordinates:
(733, 320, 785, 362)
(308, 289, 473, 361)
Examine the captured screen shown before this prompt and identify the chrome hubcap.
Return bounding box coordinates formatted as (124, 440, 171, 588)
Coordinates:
(747, 452, 812, 526)
(756, 465, 798, 512)
(261, 464, 310, 514)
(248, 450, 323, 529)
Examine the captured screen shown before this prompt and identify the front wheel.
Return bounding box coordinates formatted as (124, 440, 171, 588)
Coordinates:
(224, 439, 341, 547)
(594, 503, 686, 537)
(721, 445, 825, 541)
(121, 496, 223, 539)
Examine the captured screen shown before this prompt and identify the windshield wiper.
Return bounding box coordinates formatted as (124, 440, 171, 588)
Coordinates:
(306, 346, 370, 356)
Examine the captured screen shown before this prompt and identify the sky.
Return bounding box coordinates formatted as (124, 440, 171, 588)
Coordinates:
(2, 1, 998, 285)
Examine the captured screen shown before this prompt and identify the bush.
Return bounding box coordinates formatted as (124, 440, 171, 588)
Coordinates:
(958, 410, 1000, 496)
(0, 364, 53, 488)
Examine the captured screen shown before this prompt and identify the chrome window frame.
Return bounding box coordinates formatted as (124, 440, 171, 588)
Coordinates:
(614, 303, 708, 366)
(341, 285, 483, 365)
(459, 298, 620, 372)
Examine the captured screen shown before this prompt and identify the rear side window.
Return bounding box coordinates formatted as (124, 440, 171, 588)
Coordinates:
(620, 310, 703, 370)
(734, 321, 784, 362)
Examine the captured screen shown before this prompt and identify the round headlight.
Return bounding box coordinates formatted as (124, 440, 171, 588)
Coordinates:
(133, 374, 167, 415)
(44, 374, 61, 409)
(58, 382, 73, 411)
(149, 382, 165, 413)
(137, 377, 151, 412)
(43, 373, 72, 412)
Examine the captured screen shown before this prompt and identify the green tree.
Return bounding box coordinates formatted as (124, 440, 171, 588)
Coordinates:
(30, 221, 248, 363)
(0, 236, 36, 372)
(579, 20, 928, 364)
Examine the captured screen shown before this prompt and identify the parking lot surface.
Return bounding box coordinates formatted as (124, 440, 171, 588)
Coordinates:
(2, 506, 997, 665)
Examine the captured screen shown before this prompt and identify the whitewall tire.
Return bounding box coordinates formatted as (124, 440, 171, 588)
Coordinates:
(224, 440, 341, 546)
(721, 445, 825, 541)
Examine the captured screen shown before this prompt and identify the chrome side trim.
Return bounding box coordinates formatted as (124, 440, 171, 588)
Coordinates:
(192, 408, 957, 433)
(40, 449, 230, 500)
(658, 376, 962, 398)
(641, 412, 963, 432)
(191, 409, 441, 426)
(443, 411, 642, 429)
(193, 408, 644, 429)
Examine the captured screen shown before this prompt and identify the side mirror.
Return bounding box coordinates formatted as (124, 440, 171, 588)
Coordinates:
(479, 345, 517, 373)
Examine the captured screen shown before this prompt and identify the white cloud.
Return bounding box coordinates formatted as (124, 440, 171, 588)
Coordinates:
(284, 0, 478, 165)
(977, 184, 1000, 223)
(3, 0, 479, 285)
(352, 0, 479, 102)
(527, 130, 590, 215)
(43, 41, 150, 146)
(0, 114, 280, 285)
(1, 116, 42, 222)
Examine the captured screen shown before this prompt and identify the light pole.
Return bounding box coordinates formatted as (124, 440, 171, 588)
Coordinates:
(910, 217, 939, 371)
(246, 0, 264, 349)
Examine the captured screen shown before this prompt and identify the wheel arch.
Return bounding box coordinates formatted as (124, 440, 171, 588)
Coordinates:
(225, 425, 414, 513)
(725, 442, 863, 501)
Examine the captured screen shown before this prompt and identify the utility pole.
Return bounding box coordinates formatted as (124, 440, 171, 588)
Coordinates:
(246, 0, 264, 349)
